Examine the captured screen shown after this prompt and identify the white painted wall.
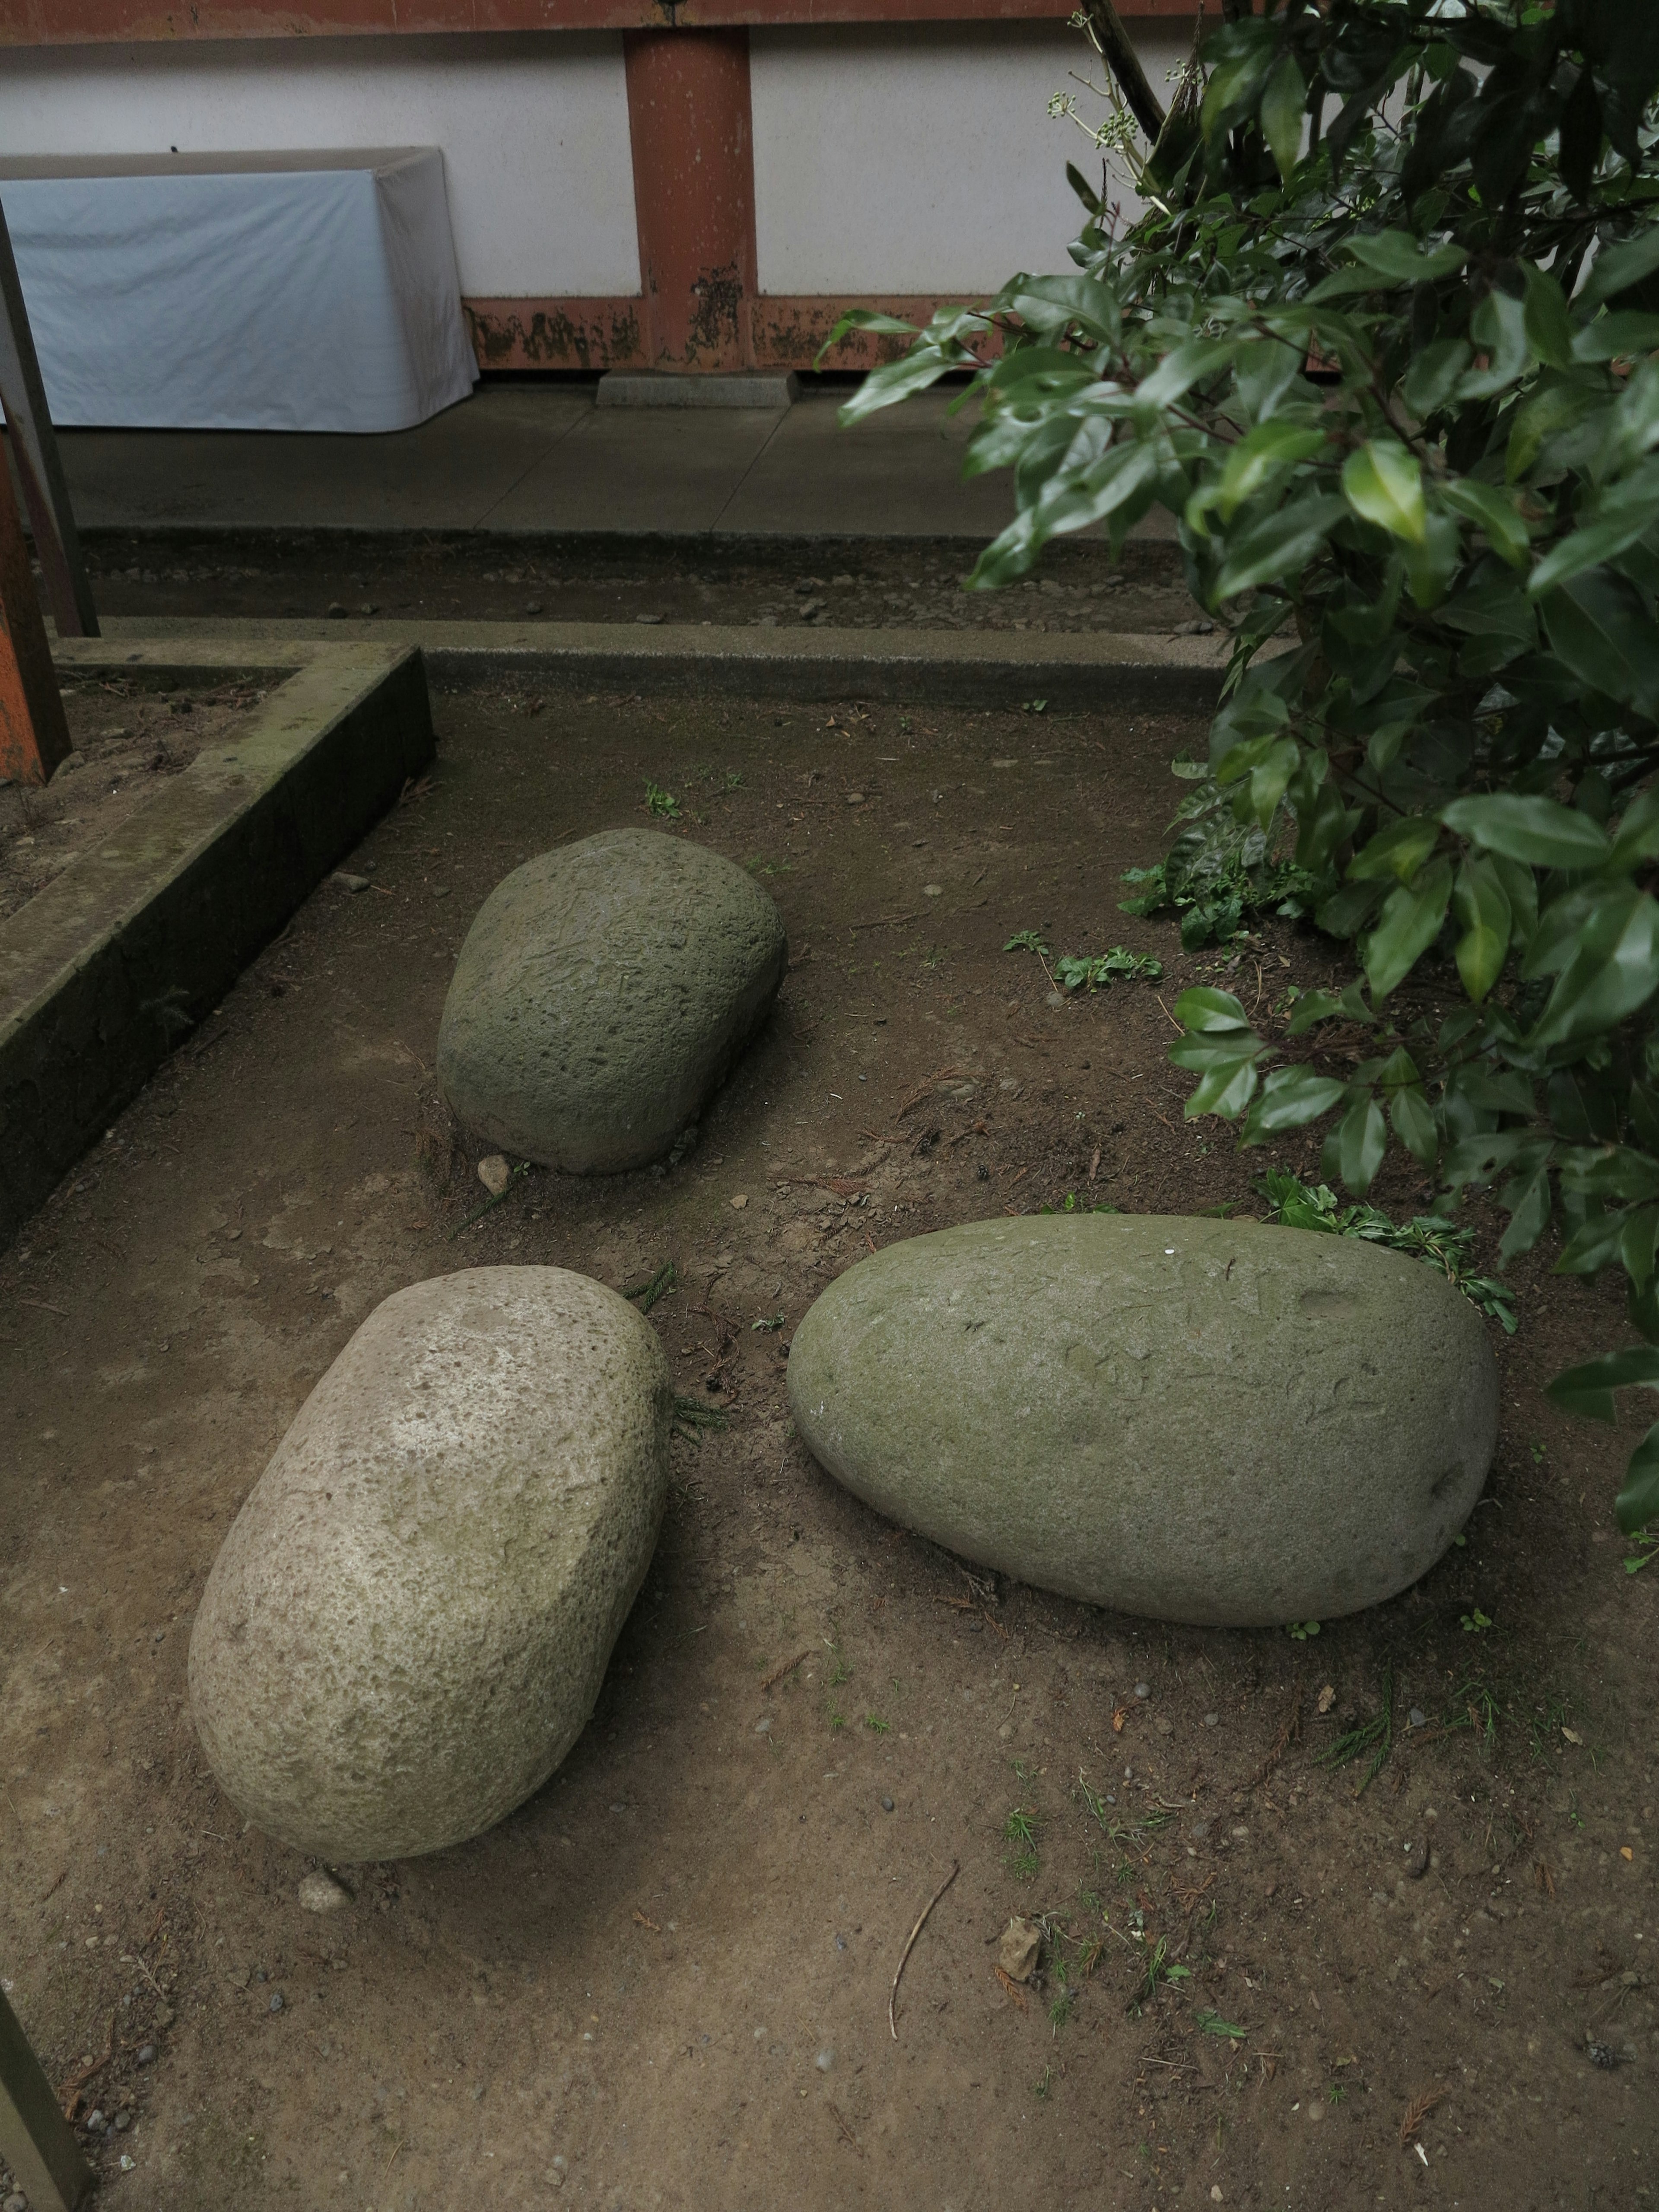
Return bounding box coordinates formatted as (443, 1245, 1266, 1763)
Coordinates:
(750, 22, 1192, 296)
(0, 33, 641, 298)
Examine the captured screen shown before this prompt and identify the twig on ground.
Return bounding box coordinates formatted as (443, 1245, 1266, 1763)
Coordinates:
(1236, 1674, 1305, 1792)
(890, 1861, 960, 2039)
(1398, 2084, 1446, 2147)
(896, 1068, 964, 1119)
(632, 1910, 662, 1932)
(826, 2100, 865, 2155)
(760, 1649, 811, 1693)
(1152, 993, 1185, 1033)
(57, 2009, 116, 2119)
(850, 911, 926, 932)
(994, 1965, 1030, 2012)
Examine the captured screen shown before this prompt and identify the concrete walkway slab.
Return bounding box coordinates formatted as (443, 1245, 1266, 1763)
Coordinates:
(57, 386, 592, 531)
(481, 401, 788, 534)
(48, 381, 1144, 543)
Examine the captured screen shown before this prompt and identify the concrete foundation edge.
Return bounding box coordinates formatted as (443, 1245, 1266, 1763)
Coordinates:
(0, 642, 434, 1245)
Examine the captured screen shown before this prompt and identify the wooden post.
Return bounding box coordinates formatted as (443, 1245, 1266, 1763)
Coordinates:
(623, 29, 759, 372)
(0, 204, 97, 640)
(0, 446, 70, 786)
(0, 1986, 92, 2212)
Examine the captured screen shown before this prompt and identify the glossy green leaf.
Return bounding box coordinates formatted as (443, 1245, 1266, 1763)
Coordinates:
(1364, 858, 1454, 1000)
(1440, 478, 1532, 568)
(1547, 1344, 1659, 1422)
(1459, 288, 1531, 400)
(1580, 227, 1659, 310)
(1389, 1082, 1440, 1169)
(1175, 986, 1252, 1035)
(1259, 52, 1306, 183)
(1498, 1156, 1554, 1265)
(1345, 231, 1466, 284)
(1529, 891, 1659, 1051)
(1440, 794, 1611, 871)
(1349, 815, 1441, 884)
(1335, 1093, 1388, 1195)
(1341, 440, 1428, 545)
(1216, 419, 1328, 521)
(1541, 569, 1659, 717)
(1184, 1057, 1262, 1119)
(1615, 1427, 1659, 1535)
(1452, 855, 1513, 1003)
(1403, 339, 1471, 420)
(1242, 1065, 1347, 1141)
(1212, 494, 1348, 601)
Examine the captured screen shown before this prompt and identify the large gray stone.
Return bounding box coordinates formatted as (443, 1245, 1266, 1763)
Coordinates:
(787, 1214, 1497, 1627)
(188, 1266, 671, 1861)
(436, 828, 787, 1173)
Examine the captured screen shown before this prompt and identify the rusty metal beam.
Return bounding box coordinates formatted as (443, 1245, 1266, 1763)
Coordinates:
(0, 0, 1198, 43)
(0, 441, 70, 786)
(0, 203, 96, 640)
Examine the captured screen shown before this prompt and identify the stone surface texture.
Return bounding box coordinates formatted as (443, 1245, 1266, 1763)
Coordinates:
(188, 1266, 672, 1861)
(787, 1214, 1498, 1627)
(436, 828, 787, 1173)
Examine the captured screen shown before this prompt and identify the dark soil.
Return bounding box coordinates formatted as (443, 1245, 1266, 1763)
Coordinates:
(1, 678, 263, 923)
(0, 684, 1654, 2212)
(76, 529, 1208, 638)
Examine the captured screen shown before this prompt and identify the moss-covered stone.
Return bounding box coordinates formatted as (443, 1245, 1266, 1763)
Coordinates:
(188, 1266, 671, 1861)
(787, 1214, 1497, 1627)
(436, 828, 787, 1174)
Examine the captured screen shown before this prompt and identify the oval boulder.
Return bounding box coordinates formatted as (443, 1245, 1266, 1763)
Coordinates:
(786, 1214, 1497, 1627)
(437, 828, 788, 1173)
(188, 1266, 671, 1860)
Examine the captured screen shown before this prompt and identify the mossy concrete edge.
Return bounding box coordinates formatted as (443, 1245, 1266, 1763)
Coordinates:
(0, 638, 433, 1244)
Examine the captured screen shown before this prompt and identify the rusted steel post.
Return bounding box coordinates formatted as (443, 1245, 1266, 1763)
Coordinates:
(0, 203, 97, 639)
(0, 444, 70, 785)
(0, 1985, 92, 2212)
(623, 28, 759, 371)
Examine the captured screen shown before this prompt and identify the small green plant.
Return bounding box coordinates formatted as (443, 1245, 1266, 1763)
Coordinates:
(863, 1713, 891, 1733)
(1127, 1935, 1190, 2015)
(1462, 1607, 1494, 1634)
(1003, 928, 1052, 959)
(1313, 1667, 1395, 1793)
(644, 780, 680, 820)
(751, 1310, 785, 1333)
(1258, 1171, 1517, 1333)
(623, 1261, 677, 1313)
(1287, 1620, 1321, 1642)
(828, 1710, 847, 1731)
(1034, 2063, 1054, 2100)
(671, 1395, 729, 1446)
(1039, 1192, 1121, 1216)
(827, 1655, 852, 1688)
(1003, 1805, 1041, 1880)
(726, 771, 743, 790)
(1195, 2010, 1249, 2042)
(1530, 1440, 1547, 1465)
(1022, 699, 1049, 716)
(1053, 947, 1163, 992)
(1326, 2080, 1347, 2105)
(1119, 769, 1324, 951)
(1625, 1529, 1659, 1575)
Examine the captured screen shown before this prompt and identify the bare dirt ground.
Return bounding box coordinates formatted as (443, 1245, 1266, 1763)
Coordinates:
(77, 531, 1208, 639)
(0, 679, 264, 924)
(1, 684, 1655, 2212)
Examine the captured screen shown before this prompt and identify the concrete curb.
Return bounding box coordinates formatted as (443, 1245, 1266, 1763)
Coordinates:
(1, 637, 433, 1243)
(93, 617, 1230, 711)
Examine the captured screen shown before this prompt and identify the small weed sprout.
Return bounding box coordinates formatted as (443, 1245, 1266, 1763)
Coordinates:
(1003, 1805, 1041, 1881)
(863, 1714, 891, 1733)
(644, 780, 680, 819)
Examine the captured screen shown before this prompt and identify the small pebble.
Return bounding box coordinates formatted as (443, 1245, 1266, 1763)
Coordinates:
(330, 871, 370, 894)
(3, 2191, 27, 2212)
(1408, 1707, 1427, 1728)
(477, 1154, 512, 1197)
(923, 884, 943, 898)
(268, 1992, 285, 2013)
(299, 1870, 349, 1913)
(253, 1967, 267, 1983)
(754, 1718, 771, 1735)
(85, 2110, 105, 2133)
(815, 2048, 835, 2072)
(136, 2044, 156, 2066)
(1134, 1681, 1150, 1699)
(1203, 1711, 1219, 1727)
(525, 602, 543, 616)
(113, 2110, 131, 2133)
(880, 1796, 895, 1812)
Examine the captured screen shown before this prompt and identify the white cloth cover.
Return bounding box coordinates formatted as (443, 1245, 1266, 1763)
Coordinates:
(0, 148, 478, 432)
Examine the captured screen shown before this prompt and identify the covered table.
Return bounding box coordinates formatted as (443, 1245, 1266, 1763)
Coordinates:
(0, 148, 478, 432)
